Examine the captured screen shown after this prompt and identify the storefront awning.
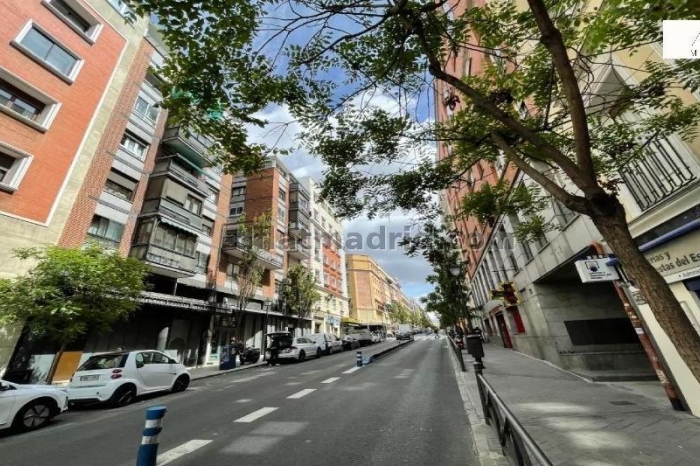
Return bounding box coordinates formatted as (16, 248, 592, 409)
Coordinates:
(606, 219, 700, 267)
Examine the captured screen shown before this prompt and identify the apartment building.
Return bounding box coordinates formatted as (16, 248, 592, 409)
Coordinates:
(438, 1, 700, 413)
(298, 177, 349, 335)
(345, 254, 412, 332)
(0, 0, 153, 377)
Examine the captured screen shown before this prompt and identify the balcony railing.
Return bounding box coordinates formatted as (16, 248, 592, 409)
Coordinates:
(162, 125, 215, 167)
(287, 241, 311, 259)
(620, 138, 695, 212)
(151, 157, 208, 196)
(130, 243, 197, 277)
(222, 236, 283, 269)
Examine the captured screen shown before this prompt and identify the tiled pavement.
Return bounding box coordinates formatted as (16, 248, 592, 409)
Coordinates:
(453, 343, 700, 466)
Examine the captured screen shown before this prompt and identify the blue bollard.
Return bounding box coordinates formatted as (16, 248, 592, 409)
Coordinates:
(356, 350, 362, 367)
(136, 406, 167, 466)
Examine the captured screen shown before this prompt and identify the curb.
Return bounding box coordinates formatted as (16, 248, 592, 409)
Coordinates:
(365, 339, 415, 364)
(447, 341, 508, 466)
(190, 361, 267, 381)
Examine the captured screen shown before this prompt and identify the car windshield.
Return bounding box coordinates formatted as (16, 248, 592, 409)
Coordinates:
(77, 353, 127, 371)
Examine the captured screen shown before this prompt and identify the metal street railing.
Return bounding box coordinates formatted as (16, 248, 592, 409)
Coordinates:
(448, 336, 466, 372)
(475, 366, 554, 466)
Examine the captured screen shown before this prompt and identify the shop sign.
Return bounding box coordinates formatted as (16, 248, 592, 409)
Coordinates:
(575, 256, 620, 283)
(644, 229, 700, 283)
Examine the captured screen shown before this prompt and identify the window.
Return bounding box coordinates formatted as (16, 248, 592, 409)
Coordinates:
(134, 96, 159, 124)
(278, 187, 286, 200)
(103, 169, 137, 201)
(108, 0, 132, 16)
(202, 220, 213, 236)
(278, 206, 286, 220)
(552, 199, 576, 227)
(0, 145, 32, 192)
(231, 186, 245, 197)
(184, 195, 202, 215)
(0, 79, 45, 122)
(134, 221, 153, 244)
(230, 205, 243, 216)
(152, 223, 197, 257)
(87, 215, 124, 248)
(207, 187, 219, 204)
(45, 0, 98, 40)
(120, 132, 147, 160)
(17, 26, 80, 79)
(0, 153, 15, 184)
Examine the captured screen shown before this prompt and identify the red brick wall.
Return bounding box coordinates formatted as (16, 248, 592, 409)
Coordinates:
(59, 39, 161, 252)
(0, 1, 125, 222)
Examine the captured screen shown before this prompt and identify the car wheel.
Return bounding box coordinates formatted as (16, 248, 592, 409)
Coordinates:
(110, 384, 136, 408)
(298, 351, 306, 362)
(13, 398, 55, 432)
(172, 375, 190, 392)
(318, 348, 323, 358)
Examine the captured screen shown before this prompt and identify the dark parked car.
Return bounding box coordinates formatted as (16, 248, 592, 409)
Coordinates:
(396, 332, 414, 341)
(342, 336, 361, 350)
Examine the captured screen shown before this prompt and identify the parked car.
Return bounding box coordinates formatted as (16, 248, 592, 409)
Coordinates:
(346, 330, 373, 346)
(273, 336, 322, 362)
(0, 379, 68, 432)
(67, 350, 190, 408)
(309, 333, 343, 355)
(396, 332, 414, 341)
(342, 336, 361, 351)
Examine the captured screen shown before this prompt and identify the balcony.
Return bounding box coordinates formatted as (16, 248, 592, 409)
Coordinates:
(130, 243, 197, 278)
(222, 236, 284, 270)
(162, 125, 215, 168)
(287, 241, 311, 260)
(151, 157, 208, 197)
(288, 221, 310, 238)
(141, 198, 203, 232)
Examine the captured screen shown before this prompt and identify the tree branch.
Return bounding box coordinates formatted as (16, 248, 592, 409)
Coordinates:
(491, 132, 589, 214)
(526, 0, 595, 183)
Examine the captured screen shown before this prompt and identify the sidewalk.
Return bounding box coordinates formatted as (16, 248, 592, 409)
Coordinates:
(189, 360, 266, 381)
(458, 344, 700, 466)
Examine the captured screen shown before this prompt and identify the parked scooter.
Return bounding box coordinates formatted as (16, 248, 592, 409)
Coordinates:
(238, 346, 261, 365)
(454, 335, 465, 350)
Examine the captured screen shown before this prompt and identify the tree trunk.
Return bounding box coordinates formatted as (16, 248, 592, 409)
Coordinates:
(46, 341, 67, 384)
(590, 197, 700, 385)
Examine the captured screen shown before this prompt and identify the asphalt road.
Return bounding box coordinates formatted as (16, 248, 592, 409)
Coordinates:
(0, 336, 475, 466)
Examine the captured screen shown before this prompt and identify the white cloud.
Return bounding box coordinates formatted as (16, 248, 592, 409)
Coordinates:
(245, 97, 437, 297)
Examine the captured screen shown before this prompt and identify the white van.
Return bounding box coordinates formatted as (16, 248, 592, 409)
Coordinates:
(309, 333, 343, 355)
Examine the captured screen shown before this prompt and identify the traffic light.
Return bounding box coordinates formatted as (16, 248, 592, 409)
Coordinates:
(502, 282, 519, 306)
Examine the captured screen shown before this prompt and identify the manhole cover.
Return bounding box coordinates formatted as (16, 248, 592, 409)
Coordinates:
(610, 401, 636, 406)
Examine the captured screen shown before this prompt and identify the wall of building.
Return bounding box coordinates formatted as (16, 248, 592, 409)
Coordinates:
(0, 1, 150, 374)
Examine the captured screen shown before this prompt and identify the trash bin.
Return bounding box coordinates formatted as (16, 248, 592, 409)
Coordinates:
(219, 345, 236, 370)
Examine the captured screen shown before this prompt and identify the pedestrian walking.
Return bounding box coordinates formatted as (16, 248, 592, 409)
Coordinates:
(434, 328, 439, 339)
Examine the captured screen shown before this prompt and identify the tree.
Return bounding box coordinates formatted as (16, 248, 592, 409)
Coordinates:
(405, 222, 473, 331)
(283, 264, 321, 333)
(129, 1, 700, 381)
(0, 244, 148, 382)
(386, 301, 411, 324)
(231, 212, 272, 341)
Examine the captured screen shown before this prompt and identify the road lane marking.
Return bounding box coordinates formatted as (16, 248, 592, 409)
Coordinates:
(342, 367, 362, 374)
(234, 407, 279, 423)
(320, 377, 340, 384)
(156, 439, 212, 465)
(287, 388, 316, 399)
(236, 398, 252, 403)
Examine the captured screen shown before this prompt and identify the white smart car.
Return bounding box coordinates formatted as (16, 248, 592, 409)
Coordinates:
(67, 350, 190, 408)
(0, 379, 69, 432)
